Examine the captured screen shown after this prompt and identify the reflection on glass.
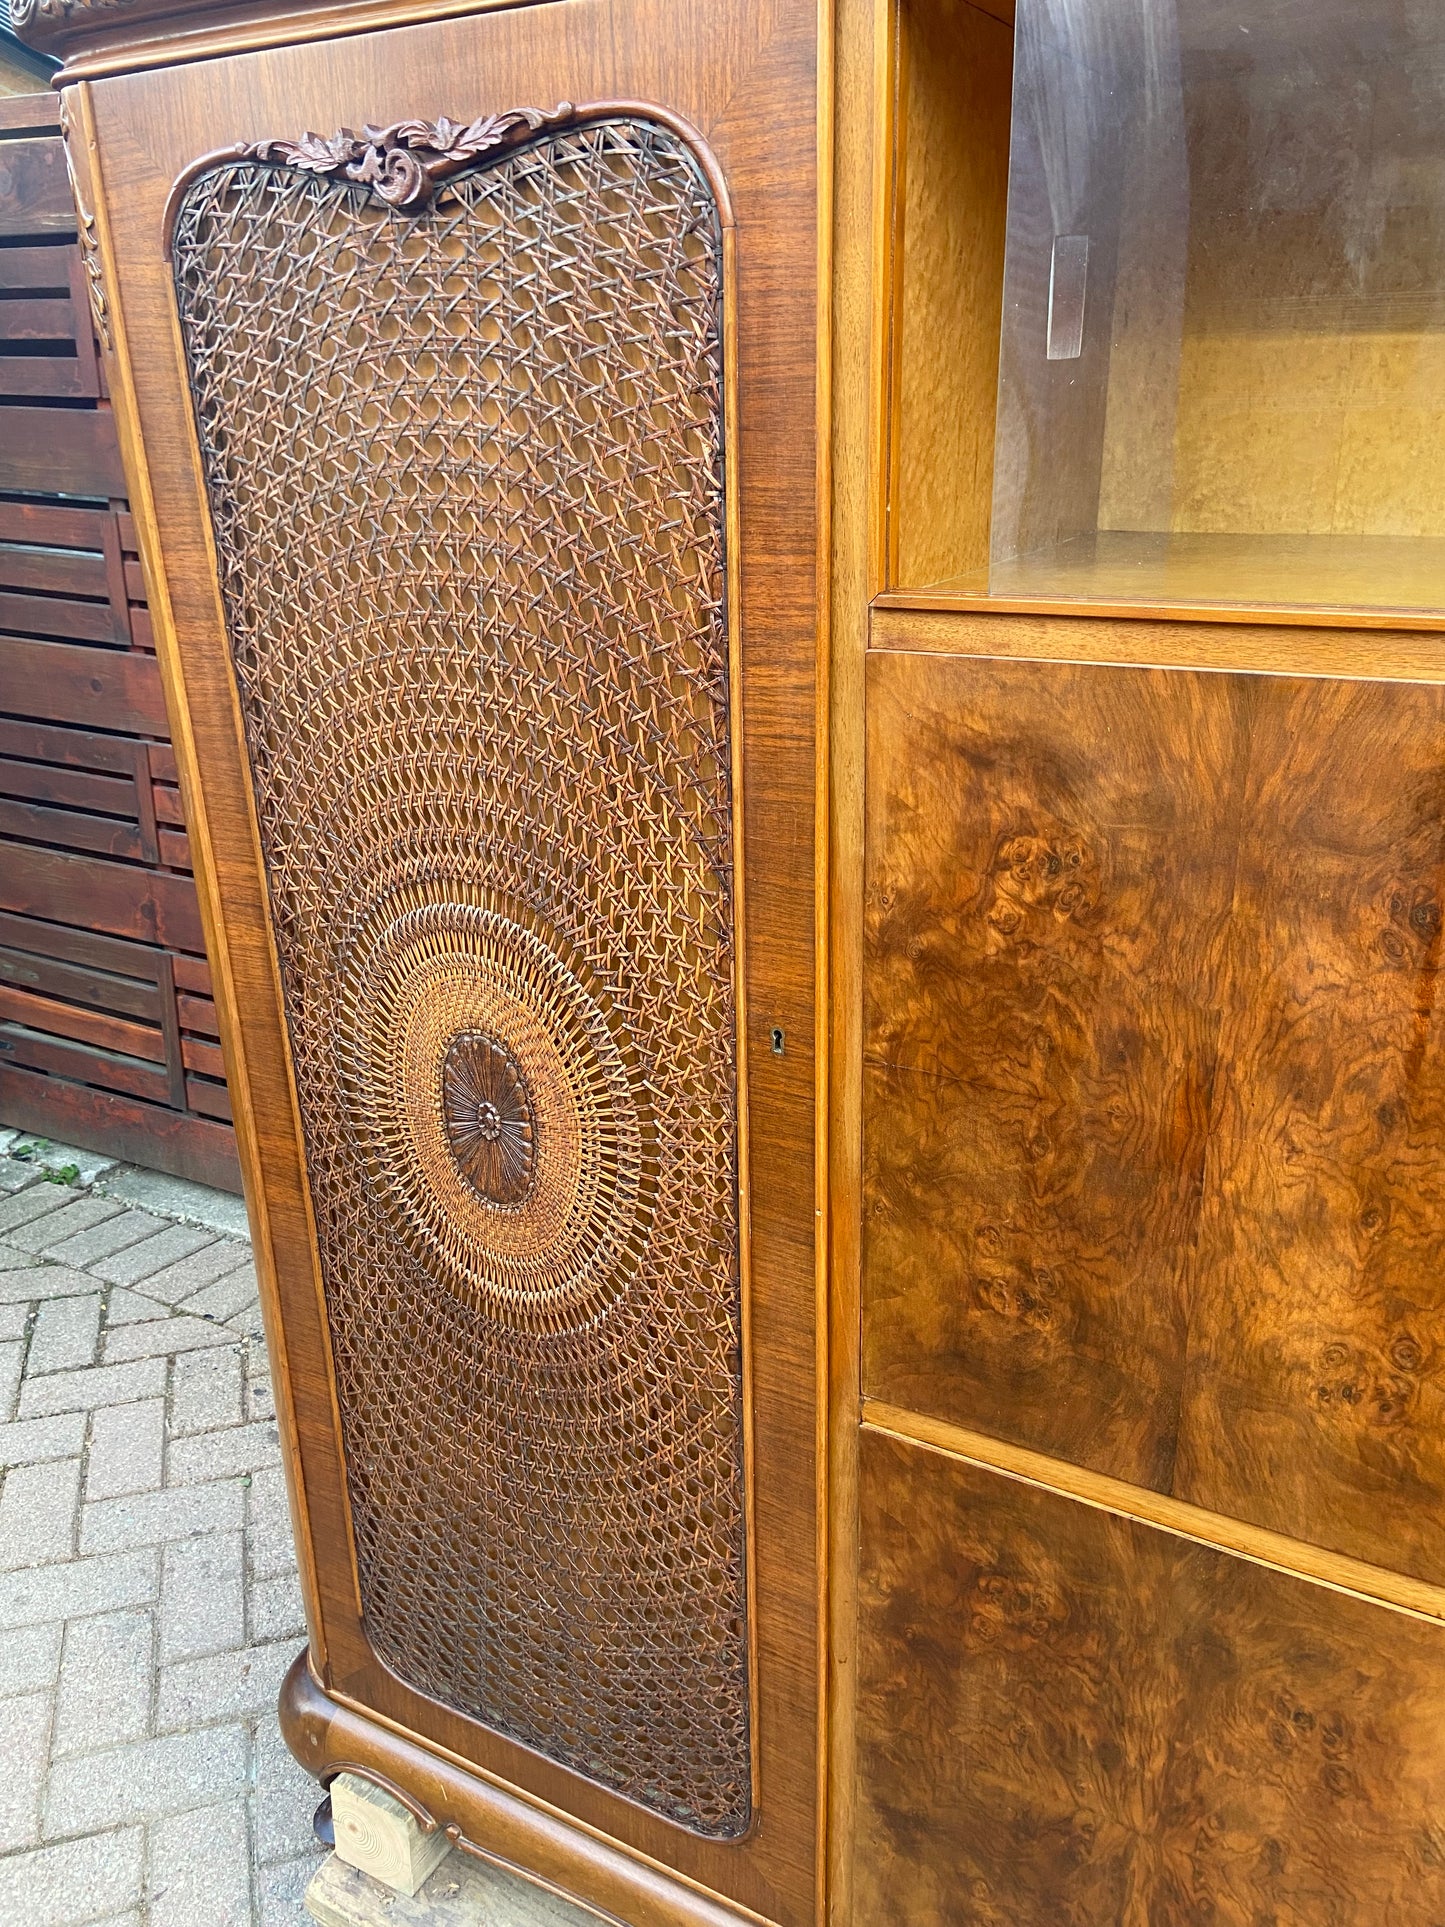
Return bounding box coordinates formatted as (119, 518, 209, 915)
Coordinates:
(986, 0, 1445, 611)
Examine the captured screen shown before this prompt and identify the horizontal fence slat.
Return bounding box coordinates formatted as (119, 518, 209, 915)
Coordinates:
(171, 952, 213, 994)
(0, 246, 78, 293)
(0, 908, 185, 979)
(0, 635, 169, 734)
(0, 360, 86, 401)
(184, 1075, 233, 1123)
(180, 1034, 225, 1079)
(0, 758, 136, 817)
(0, 983, 163, 1063)
(0, 798, 144, 861)
(0, 1023, 170, 1105)
(0, 843, 205, 953)
(175, 991, 219, 1038)
(0, 298, 75, 343)
(0, 99, 62, 137)
(0, 590, 118, 645)
(0, 502, 108, 552)
(0, 942, 163, 1023)
(0, 1059, 242, 1192)
(0, 141, 73, 240)
(0, 717, 141, 776)
(0, 405, 125, 496)
(0, 548, 109, 600)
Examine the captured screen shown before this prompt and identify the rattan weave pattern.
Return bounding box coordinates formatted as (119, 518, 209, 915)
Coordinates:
(170, 116, 750, 1836)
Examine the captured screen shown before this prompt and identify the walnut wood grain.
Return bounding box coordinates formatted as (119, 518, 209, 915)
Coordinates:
(1176, 673, 1445, 1579)
(855, 1426, 1445, 1927)
(863, 650, 1240, 1488)
(864, 646, 1445, 1588)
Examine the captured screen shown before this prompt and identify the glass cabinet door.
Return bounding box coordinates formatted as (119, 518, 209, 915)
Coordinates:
(995, 0, 1445, 611)
(891, 0, 1445, 614)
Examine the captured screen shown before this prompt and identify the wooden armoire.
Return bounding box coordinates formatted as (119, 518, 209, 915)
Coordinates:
(22, 0, 1445, 1918)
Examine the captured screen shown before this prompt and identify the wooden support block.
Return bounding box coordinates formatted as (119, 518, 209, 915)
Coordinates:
(305, 1844, 604, 1925)
(330, 1773, 454, 1898)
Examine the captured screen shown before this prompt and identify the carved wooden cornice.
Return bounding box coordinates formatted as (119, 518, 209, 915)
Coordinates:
(12, 0, 147, 58)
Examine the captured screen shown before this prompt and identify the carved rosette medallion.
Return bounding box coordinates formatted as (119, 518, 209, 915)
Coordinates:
(170, 110, 749, 1837)
(442, 1032, 536, 1205)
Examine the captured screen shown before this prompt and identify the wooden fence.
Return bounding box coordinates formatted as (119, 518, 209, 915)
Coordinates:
(0, 92, 240, 1190)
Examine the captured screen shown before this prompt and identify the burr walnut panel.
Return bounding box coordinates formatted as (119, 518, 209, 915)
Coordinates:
(171, 115, 750, 1838)
(864, 649, 1445, 1582)
(855, 1426, 1445, 1927)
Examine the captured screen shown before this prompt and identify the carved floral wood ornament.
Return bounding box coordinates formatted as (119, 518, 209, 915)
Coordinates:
(240, 109, 577, 211)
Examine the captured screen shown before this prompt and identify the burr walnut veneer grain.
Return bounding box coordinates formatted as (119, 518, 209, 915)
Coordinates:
(856, 1426, 1445, 1927)
(865, 647, 1445, 1586)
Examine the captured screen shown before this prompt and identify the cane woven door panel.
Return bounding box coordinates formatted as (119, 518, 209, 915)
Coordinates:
(169, 114, 750, 1838)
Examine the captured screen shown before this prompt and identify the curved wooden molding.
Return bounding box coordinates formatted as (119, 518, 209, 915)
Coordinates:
(280, 1653, 778, 1927)
(162, 99, 735, 260)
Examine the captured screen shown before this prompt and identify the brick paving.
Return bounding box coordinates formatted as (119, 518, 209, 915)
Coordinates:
(0, 1143, 326, 1925)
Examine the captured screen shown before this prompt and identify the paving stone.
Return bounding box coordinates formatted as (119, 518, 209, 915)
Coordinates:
(122, 1240, 250, 1310)
(179, 1260, 259, 1324)
(0, 1689, 51, 1850)
(0, 1262, 102, 1304)
(10, 1141, 119, 1188)
(158, 1637, 295, 1729)
(80, 1476, 245, 1555)
(0, 1825, 145, 1925)
(0, 1456, 81, 1570)
(27, 1292, 102, 1374)
(0, 1337, 22, 1422)
(0, 1547, 157, 1630)
(227, 1299, 267, 1340)
(89, 1222, 214, 1288)
(104, 1314, 238, 1364)
(43, 1722, 250, 1835)
(52, 1608, 154, 1757)
(0, 1300, 29, 1341)
(248, 1464, 298, 1581)
(170, 1345, 244, 1437)
(259, 1850, 327, 1927)
(105, 1287, 173, 1326)
(169, 1419, 281, 1486)
(0, 1621, 62, 1698)
(0, 1410, 87, 1468)
(253, 1710, 320, 1867)
(0, 1184, 75, 1238)
(45, 1208, 169, 1270)
(97, 1165, 251, 1239)
(160, 1530, 245, 1662)
(149, 1800, 253, 1927)
(7, 1194, 123, 1255)
(86, 1396, 166, 1501)
(250, 1568, 306, 1644)
(0, 1161, 40, 1197)
(19, 1356, 165, 1419)
(246, 1369, 276, 1422)
(0, 1241, 40, 1271)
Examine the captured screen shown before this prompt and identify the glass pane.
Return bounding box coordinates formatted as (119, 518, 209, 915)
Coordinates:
(988, 0, 1445, 612)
